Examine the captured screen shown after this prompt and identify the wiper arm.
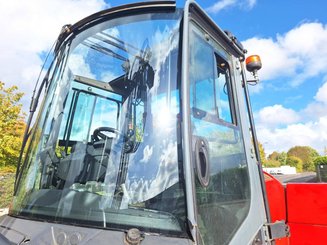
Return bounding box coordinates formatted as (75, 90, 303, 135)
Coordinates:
(83, 40, 128, 62)
(100, 32, 144, 55)
(92, 33, 151, 63)
(93, 34, 129, 53)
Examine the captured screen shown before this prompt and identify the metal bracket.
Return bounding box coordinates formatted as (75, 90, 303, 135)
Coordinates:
(264, 220, 290, 242)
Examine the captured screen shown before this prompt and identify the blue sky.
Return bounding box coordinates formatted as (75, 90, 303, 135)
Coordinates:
(0, 0, 326, 155)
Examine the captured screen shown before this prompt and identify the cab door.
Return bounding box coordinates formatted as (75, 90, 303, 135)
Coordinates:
(181, 2, 269, 244)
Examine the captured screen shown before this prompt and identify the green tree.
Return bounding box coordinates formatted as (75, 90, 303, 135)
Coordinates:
(278, 152, 287, 165)
(287, 146, 319, 172)
(314, 156, 327, 166)
(264, 160, 281, 168)
(267, 151, 279, 161)
(268, 151, 287, 166)
(0, 82, 25, 167)
(258, 142, 266, 164)
(286, 156, 303, 173)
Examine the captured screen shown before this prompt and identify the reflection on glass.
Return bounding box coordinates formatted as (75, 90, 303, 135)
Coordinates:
(189, 22, 251, 245)
(215, 54, 234, 123)
(13, 12, 186, 236)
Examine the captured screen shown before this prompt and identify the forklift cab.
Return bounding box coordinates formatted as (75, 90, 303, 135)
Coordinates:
(0, 1, 283, 244)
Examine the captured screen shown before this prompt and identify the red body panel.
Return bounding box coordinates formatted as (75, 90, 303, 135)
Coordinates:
(286, 183, 327, 245)
(264, 172, 286, 222)
(287, 183, 327, 225)
(265, 175, 327, 244)
(288, 223, 327, 245)
(264, 172, 289, 244)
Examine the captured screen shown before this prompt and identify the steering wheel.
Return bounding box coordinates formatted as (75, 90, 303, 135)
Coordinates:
(92, 127, 119, 142)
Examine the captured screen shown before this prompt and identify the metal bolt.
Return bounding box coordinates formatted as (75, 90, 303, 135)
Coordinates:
(125, 228, 142, 245)
(205, 33, 210, 41)
(56, 232, 67, 245)
(70, 232, 82, 245)
(253, 238, 261, 244)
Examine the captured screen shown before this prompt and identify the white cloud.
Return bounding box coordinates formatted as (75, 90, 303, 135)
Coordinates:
(243, 22, 327, 155)
(140, 145, 153, 163)
(100, 72, 118, 82)
(315, 81, 327, 104)
(255, 104, 300, 127)
(206, 0, 236, 13)
(246, 0, 257, 9)
(256, 81, 327, 154)
(303, 80, 327, 120)
(243, 22, 327, 86)
(68, 53, 95, 80)
(206, 0, 256, 14)
(248, 82, 264, 94)
(257, 117, 327, 155)
(126, 140, 179, 203)
(0, 0, 108, 108)
(243, 37, 300, 81)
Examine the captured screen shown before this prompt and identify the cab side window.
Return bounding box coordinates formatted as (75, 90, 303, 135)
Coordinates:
(190, 36, 216, 115)
(214, 54, 234, 124)
(189, 23, 251, 245)
(190, 39, 234, 126)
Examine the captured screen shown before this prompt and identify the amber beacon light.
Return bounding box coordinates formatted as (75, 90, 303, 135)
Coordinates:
(245, 55, 262, 84)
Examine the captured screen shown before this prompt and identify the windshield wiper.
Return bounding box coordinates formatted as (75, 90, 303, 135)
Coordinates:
(100, 32, 143, 55)
(88, 32, 150, 64)
(83, 40, 128, 62)
(93, 34, 129, 53)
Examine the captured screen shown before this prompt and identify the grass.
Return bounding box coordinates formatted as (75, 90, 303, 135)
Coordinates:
(0, 165, 16, 208)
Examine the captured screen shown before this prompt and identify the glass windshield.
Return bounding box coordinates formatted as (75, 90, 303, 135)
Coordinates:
(12, 11, 186, 235)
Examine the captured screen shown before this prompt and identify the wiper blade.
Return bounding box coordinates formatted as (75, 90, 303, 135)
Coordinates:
(93, 34, 129, 53)
(92, 33, 149, 62)
(100, 32, 144, 55)
(83, 40, 128, 62)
